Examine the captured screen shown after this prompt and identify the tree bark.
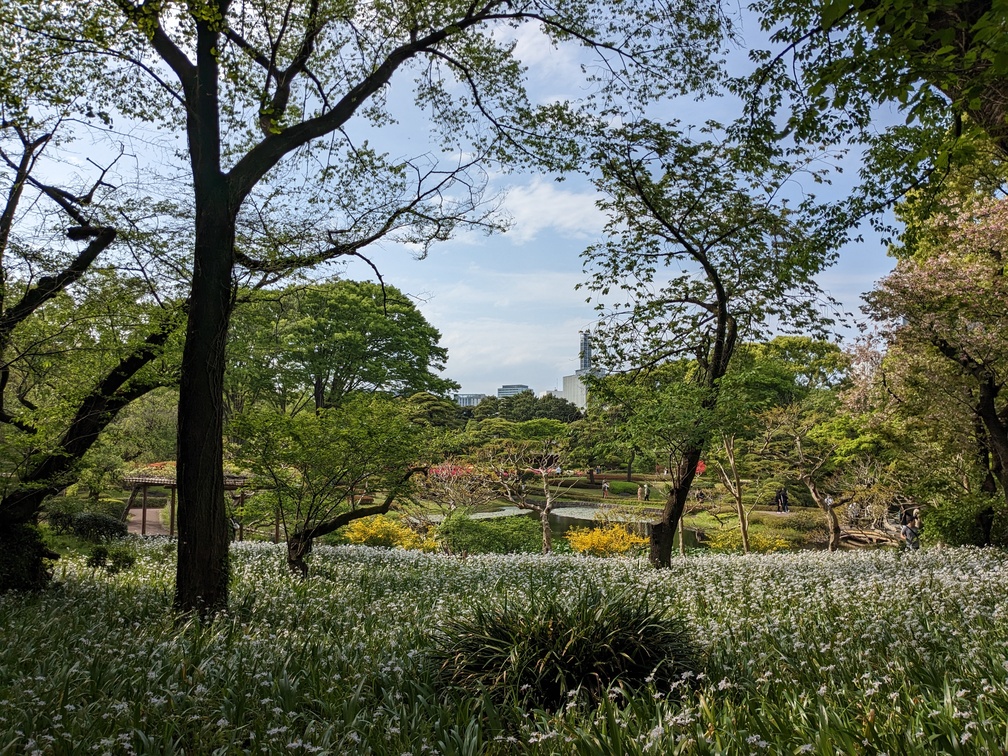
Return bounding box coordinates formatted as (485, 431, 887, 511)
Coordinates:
(541, 509, 552, 554)
(649, 520, 674, 567)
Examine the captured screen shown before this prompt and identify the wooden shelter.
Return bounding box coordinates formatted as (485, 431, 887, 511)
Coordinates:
(121, 473, 249, 537)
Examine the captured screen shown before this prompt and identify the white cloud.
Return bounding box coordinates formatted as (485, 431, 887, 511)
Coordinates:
(502, 178, 605, 244)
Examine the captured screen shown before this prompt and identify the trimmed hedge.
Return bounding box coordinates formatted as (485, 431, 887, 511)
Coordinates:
(437, 514, 542, 555)
(71, 512, 128, 542)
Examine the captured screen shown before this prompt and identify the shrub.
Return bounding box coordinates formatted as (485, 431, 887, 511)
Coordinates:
(45, 497, 126, 534)
(566, 524, 648, 557)
(342, 515, 422, 549)
(86, 544, 138, 575)
(436, 513, 542, 554)
(429, 584, 699, 710)
(705, 528, 790, 554)
(44, 498, 88, 534)
(71, 512, 128, 542)
(0, 524, 57, 592)
(605, 480, 643, 497)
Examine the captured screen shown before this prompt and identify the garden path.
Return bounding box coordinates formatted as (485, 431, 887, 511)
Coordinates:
(126, 508, 171, 537)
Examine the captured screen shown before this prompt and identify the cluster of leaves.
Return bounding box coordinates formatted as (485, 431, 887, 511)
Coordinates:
(226, 282, 458, 418)
(429, 583, 699, 711)
(44, 497, 125, 535)
(470, 391, 582, 424)
(565, 525, 648, 557)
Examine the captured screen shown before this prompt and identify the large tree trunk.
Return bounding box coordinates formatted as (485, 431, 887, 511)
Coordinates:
(649, 520, 674, 567)
(173, 20, 237, 617)
(174, 188, 234, 616)
(649, 448, 702, 568)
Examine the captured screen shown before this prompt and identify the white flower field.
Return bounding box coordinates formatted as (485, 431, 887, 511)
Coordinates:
(1, 541, 1007, 754)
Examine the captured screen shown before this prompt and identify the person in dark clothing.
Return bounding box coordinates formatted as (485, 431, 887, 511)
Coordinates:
(774, 487, 789, 513)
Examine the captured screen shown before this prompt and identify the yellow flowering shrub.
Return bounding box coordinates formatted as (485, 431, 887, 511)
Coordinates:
(343, 515, 422, 550)
(566, 525, 648, 557)
(705, 529, 789, 554)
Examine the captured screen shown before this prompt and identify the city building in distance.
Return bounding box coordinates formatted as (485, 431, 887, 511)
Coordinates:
(557, 330, 601, 410)
(453, 393, 487, 408)
(497, 384, 531, 398)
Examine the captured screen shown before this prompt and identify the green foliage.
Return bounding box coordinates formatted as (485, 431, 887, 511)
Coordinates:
(231, 394, 423, 540)
(45, 497, 126, 535)
(473, 391, 582, 423)
(436, 514, 542, 555)
(227, 282, 458, 416)
(0, 524, 56, 591)
(85, 543, 138, 575)
(429, 584, 699, 710)
(70, 512, 128, 542)
(924, 495, 1007, 548)
(606, 480, 643, 497)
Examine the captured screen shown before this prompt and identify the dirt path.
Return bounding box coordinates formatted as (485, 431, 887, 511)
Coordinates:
(126, 507, 172, 537)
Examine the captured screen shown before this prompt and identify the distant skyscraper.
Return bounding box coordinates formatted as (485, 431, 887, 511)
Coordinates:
(577, 330, 593, 375)
(497, 384, 531, 398)
(559, 331, 602, 410)
(454, 393, 487, 408)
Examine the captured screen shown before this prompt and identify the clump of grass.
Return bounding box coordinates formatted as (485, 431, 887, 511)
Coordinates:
(428, 583, 699, 710)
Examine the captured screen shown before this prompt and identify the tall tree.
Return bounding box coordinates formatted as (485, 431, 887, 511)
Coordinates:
(581, 120, 839, 566)
(226, 281, 458, 417)
(865, 194, 1008, 509)
(7, 0, 730, 613)
(232, 395, 424, 577)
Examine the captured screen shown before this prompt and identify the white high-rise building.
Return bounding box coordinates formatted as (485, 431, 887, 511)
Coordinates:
(557, 330, 601, 410)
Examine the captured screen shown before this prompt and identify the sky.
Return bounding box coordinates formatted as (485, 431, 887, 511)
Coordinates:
(331, 18, 900, 399)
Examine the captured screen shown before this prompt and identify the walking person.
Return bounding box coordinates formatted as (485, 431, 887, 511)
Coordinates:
(601, 480, 609, 498)
(901, 508, 921, 550)
(637, 484, 643, 501)
(643, 483, 650, 501)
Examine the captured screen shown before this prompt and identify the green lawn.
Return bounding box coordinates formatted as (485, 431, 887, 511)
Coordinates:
(1, 542, 1005, 754)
